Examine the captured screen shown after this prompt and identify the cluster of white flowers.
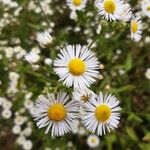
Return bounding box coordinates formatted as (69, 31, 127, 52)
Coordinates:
(3, 46, 25, 59)
(7, 72, 20, 94)
(0, 97, 12, 119)
(11, 92, 34, 150)
(66, 0, 143, 42)
(24, 47, 41, 71)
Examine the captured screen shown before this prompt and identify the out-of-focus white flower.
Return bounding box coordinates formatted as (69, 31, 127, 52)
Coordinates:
(87, 134, 100, 148)
(25, 51, 40, 64)
(145, 36, 150, 43)
(9, 72, 19, 81)
(14, 116, 27, 126)
(0, 97, 4, 105)
(67, 141, 73, 148)
(145, 68, 150, 79)
(78, 126, 86, 135)
(25, 92, 33, 100)
(44, 58, 52, 65)
(32, 64, 40, 71)
(36, 31, 53, 47)
(16, 135, 26, 145)
(14, 46, 26, 59)
(4, 47, 14, 58)
(12, 125, 21, 134)
(24, 99, 34, 109)
(19, 108, 26, 114)
(70, 11, 77, 20)
(23, 140, 33, 150)
(21, 127, 32, 137)
(2, 109, 12, 119)
(3, 100, 12, 109)
(118, 69, 125, 75)
(96, 24, 102, 34)
(67, 0, 87, 11)
(141, 0, 150, 18)
(130, 17, 142, 42)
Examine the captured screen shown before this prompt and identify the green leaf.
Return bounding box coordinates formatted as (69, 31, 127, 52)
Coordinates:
(139, 143, 150, 150)
(125, 127, 138, 142)
(127, 113, 143, 123)
(125, 53, 133, 72)
(143, 132, 150, 142)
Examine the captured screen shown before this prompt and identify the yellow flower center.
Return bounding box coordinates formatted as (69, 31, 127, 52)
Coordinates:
(104, 0, 116, 14)
(147, 6, 150, 11)
(81, 95, 89, 103)
(73, 0, 82, 6)
(48, 104, 67, 121)
(90, 138, 96, 143)
(68, 58, 86, 76)
(95, 104, 111, 122)
(131, 21, 138, 33)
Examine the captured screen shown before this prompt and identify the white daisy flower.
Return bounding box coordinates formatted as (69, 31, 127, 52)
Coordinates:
(82, 92, 121, 136)
(73, 88, 96, 104)
(36, 31, 53, 47)
(95, 0, 124, 21)
(23, 140, 33, 150)
(141, 0, 150, 18)
(87, 134, 100, 148)
(119, 3, 132, 22)
(130, 17, 142, 42)
(54, 45, 99, 89)
(32, 92, 79, 137)
(25, 51, 40, 64)
(66, 0, 87, 11)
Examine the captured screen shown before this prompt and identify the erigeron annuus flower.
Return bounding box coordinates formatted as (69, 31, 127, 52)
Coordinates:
(66, 0, 87, 11)
(87, 134, 100, 148)
(36, 31, 53, 47)
(73, 88, 96, 104)
(130, 17, 142, 42)
(25, 51, 40, 64)
(82, 92, 121, 135)
(54, 45, 99, 89)
(32, 92, 79, 137)
(141, 0, 150, 18)
(95, 0, 124, 21)
(23, 140, 33, 150)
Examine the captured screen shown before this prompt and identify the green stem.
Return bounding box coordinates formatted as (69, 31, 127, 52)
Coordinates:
(87, 23, 111, 49)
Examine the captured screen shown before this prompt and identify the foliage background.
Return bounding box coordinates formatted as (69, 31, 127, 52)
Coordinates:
(0, 0, 150, 149)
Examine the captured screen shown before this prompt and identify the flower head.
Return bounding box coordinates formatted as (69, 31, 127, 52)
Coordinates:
(36, 31, 53, 47)
(95, 0, 124, 21)
(82, 92, 121, 135)
(130, 17, 142, 42)
(54, 45, 99, 89)
(141, 0, 150, 18)
(73, 88, 96, 104)
(32, 92, 79, 137)
(87, 134, 100, 148)
(66, 0, 87, 11)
